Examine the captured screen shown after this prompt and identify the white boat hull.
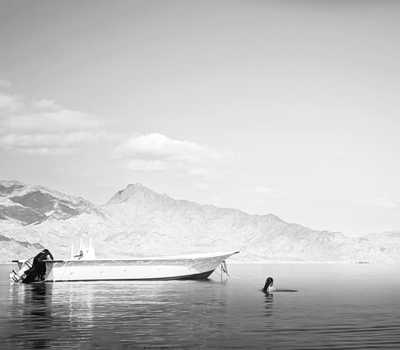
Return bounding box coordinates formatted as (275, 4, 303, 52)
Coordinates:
(43, 251, 238, 282)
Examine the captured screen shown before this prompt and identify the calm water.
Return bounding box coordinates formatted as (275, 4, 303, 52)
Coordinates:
(1, 263, 400, 349)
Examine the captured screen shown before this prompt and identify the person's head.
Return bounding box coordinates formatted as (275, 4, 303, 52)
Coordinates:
(263, 277, 274, 291)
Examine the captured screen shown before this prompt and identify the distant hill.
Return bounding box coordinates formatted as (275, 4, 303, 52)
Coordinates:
(0, 180, 100, 225)
(104, 184, 348, 261)
(1, 181, 399, 263)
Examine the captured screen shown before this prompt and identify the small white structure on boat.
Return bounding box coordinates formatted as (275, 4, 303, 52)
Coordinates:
(71, 238, 96, 260)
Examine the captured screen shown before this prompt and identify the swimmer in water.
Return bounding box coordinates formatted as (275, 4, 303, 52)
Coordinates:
(262, 277, 298, 293)
(263, 277, 274, 293)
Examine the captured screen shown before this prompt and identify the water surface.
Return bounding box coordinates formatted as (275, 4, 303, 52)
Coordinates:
(1, 263, 400, 349)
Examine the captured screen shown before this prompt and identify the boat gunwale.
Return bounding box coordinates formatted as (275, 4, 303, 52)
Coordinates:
(13, 250, 239, 264)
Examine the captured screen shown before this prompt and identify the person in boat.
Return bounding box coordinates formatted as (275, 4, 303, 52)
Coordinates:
(33, 249, 54, 280)
(23, 249, 54, 283)
(74, 250, 84, 259)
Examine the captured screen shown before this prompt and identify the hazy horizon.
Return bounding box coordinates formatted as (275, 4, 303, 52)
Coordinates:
(1, 0, 400, 235)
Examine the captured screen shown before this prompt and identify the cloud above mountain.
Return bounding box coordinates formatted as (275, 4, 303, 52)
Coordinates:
(0, 85, 224, 170)
(0, 93, 21, 112)
(0, 84, 228, 185)
(32, 99, 62, 110)
(0, 112, 106, 155)
(0, 89, 107, 154)
(115, 133, 222, 172)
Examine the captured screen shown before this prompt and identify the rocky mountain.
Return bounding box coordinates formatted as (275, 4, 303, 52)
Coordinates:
(103, 184, 348, 261)
(1, 181, 399, 263)
(0, 180, 100, 225)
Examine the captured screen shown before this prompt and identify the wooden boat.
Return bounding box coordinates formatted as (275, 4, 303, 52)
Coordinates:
(11, 250, 239, 282)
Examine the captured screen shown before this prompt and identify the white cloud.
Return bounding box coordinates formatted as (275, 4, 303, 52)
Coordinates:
(115, 133, 221, 171)
(0, 93, 21, 112)
(0, 93, 106, 154)
(32, 99, 61, 110)
(3, 109, 101, 133)
(0, 130, 106, 154)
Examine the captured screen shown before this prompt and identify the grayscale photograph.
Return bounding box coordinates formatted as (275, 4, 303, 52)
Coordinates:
(0, 0, 399, 349)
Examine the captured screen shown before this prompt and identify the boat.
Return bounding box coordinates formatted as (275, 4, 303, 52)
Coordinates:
(10, 248, 239, 282)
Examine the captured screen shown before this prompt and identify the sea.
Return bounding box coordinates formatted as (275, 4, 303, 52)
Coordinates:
(1, 263, 400, 349)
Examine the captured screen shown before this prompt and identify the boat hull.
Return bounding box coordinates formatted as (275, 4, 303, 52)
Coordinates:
(43, 251, 238, 282)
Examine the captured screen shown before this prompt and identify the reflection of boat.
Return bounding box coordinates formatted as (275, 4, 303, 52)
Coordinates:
(11, 250, 239, 282)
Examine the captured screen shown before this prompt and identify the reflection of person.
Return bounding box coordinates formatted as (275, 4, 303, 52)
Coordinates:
(264, 292, 274, 318)
(24, 283, 53, 349)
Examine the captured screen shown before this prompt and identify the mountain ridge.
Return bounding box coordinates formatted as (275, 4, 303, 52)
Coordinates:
(0, 179, 101, 225)
(107, 183, 285, 223)
(1, 180, 399, 263)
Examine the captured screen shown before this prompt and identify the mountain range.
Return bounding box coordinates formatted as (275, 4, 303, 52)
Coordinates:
(0, 180, 399, 263)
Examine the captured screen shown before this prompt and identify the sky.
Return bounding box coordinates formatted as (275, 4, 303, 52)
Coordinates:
(0, 0, 399, 235)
